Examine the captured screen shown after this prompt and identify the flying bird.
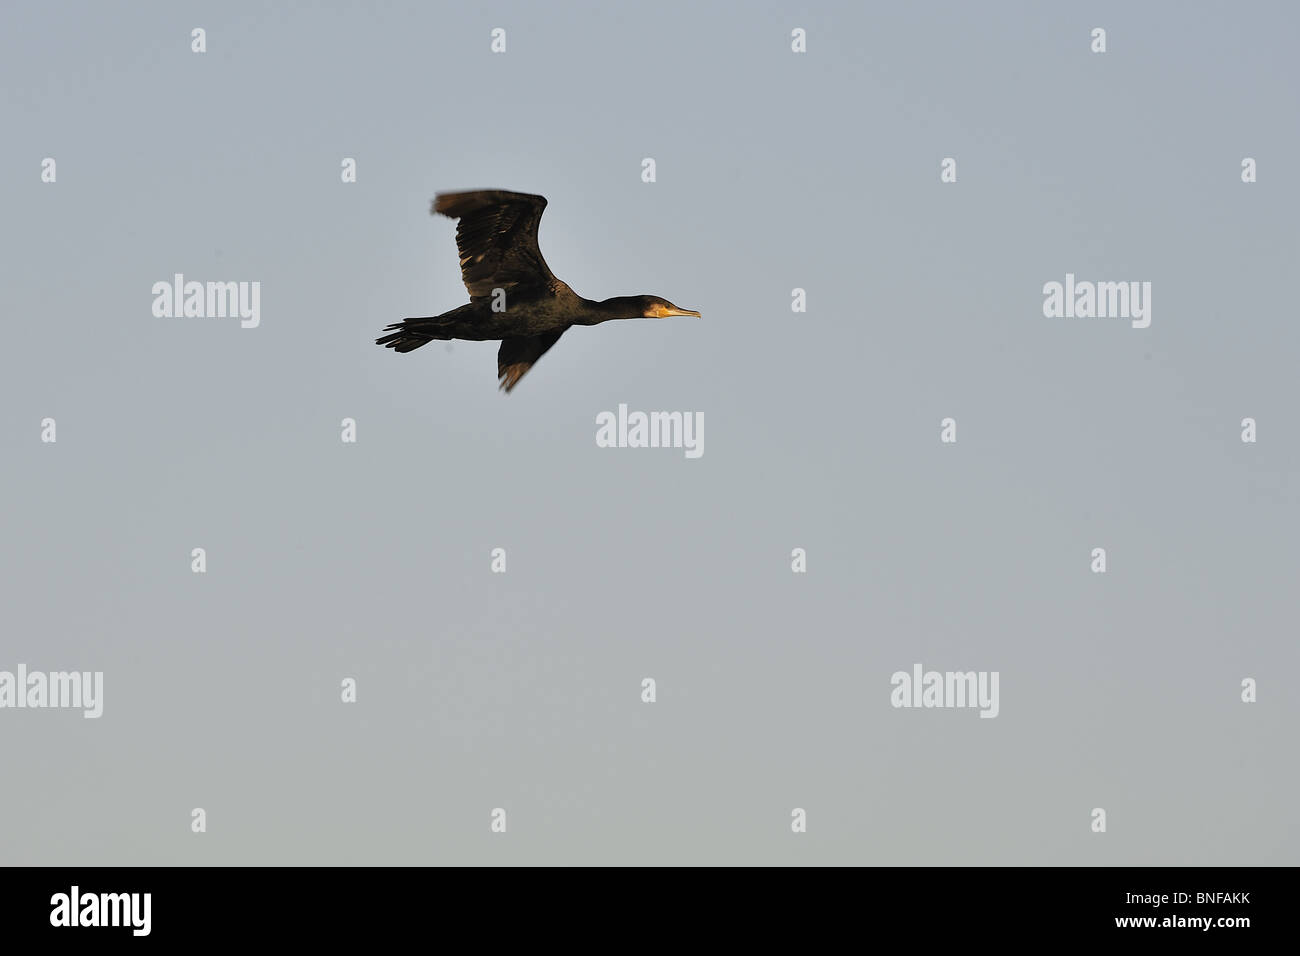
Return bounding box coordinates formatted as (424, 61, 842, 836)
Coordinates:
(376, 190, 700, 392)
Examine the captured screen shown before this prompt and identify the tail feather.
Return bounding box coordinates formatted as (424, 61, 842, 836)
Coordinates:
(376, 318, 443, 352)
(377, 305, 473, 352)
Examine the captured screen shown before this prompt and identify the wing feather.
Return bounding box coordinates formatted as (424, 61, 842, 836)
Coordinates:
(432, 190, 555, 300)
(497, 330, 565, 393)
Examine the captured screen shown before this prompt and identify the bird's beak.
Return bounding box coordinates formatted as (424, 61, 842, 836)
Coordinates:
(662, 306, 701, 318)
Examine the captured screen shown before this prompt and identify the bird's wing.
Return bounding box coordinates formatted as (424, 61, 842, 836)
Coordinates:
(498, 330, 565, 393)
(433, 190, 556, 300)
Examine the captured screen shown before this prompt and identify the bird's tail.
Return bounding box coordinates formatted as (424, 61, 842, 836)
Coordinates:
(376, 305, 472, 352)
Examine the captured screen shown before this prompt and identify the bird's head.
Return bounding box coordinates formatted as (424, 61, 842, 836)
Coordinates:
(636, 296, 701, 319)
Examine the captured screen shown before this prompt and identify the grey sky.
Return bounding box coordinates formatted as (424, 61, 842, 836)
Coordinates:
(1, 0, 1296, 864)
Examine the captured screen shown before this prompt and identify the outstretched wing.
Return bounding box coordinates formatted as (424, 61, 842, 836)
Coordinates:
(433, 190, 555, 300)
(498, 330, 565, 393)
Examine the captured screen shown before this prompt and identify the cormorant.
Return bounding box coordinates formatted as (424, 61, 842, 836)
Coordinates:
(376, 190, 700, 392)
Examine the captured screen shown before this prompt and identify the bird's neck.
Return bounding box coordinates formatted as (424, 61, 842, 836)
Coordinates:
(577, 296, 642, 325)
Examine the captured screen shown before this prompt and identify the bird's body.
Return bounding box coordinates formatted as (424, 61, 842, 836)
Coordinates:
(376, 190, 699, 392)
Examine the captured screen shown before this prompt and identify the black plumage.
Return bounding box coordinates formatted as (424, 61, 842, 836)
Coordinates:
(376, 189, 699, 392)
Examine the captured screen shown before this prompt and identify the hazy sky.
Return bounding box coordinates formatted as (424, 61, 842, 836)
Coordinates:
(1, 0, 1297, 865)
